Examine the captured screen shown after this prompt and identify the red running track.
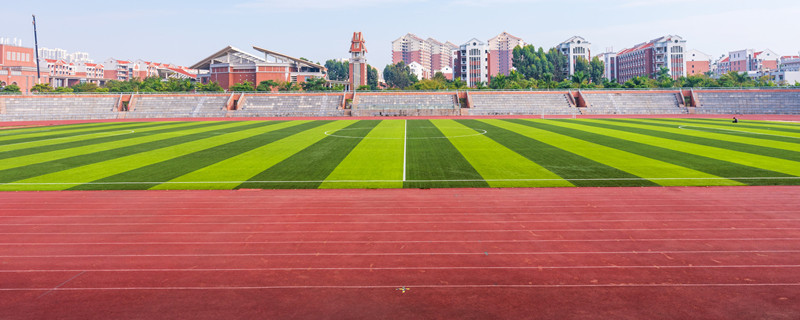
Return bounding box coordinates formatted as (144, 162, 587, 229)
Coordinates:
(1, 186, 799, 319)
(2, 114, 800, 128)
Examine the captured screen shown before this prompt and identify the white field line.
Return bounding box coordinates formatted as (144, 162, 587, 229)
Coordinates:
(403, 119, 407, 182)
(3, 283, 799, 291)
(0, 130, 136, 148)
(2, 250, 800, 258)
(3, 264, 800, 273)
(4, 176, 800, 186)
(678, 125, 800, 139)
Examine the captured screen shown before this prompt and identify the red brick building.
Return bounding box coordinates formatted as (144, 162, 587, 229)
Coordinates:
(191, 46, 326, 90)
(0, 44, 45, 92)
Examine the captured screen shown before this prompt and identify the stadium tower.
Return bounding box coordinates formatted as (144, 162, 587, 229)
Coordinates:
(349, 32, 367, 90)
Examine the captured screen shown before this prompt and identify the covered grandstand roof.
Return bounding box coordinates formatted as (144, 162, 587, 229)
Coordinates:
(251, 46, 325, 71)
(189, 46, 266, 70)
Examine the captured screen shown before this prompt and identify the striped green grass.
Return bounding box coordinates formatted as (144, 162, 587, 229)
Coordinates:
(0, 118, 799, 190)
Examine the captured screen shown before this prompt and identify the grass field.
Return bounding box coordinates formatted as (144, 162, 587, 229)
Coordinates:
(1, 118, 799, 191)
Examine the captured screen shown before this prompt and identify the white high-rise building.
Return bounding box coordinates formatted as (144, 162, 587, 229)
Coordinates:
(557, 36, 591, 76)
(455, 38, 489, 87)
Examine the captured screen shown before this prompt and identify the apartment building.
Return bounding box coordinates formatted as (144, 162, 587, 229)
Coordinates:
(557, 36, 591, 76)
(488, 32, 524, 77)
(391, 33, 456, 79)
(615, 35, 686, 83)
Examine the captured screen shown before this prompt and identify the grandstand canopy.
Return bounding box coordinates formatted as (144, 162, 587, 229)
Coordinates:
(252, 46, 326, 72)
(189, 46, 266, 70)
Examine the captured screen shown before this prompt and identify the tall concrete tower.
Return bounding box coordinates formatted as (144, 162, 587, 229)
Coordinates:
(349, 32, 367, 90)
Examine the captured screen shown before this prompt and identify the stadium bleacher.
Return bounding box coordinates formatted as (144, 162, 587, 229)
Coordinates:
(127, 95, 229, 119)
(234, 94, 344, 117)
(355, 93, 457, 110)
(695, 90, 800, 114)
(581, 91, 686, 115)
(469, 92, 574, 115)
(0, 96, 119, 121)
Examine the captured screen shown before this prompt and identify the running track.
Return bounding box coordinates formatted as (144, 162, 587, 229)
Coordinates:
(1, 187, 799, 319)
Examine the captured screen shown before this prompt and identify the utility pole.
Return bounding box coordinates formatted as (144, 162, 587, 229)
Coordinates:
(32, 14, 41, 82)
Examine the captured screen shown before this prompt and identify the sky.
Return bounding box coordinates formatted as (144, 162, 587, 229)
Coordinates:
(2, 0, 799, 69)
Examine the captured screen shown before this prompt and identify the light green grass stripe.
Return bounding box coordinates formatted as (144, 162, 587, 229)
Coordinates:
(4, 121, 299, 191)
(546, 120, 800, 177)
(320, 120, 404, 189)
(663, 118, 800, 137)
(596, 119, 800, 152)
(151, 120, 357, 190)
(0, 121, 212, 171)
(499, 119, 741, 186)
(0, 122, 129, 143)
(433, 119, 572, 188)
(0, 122, 167, 153)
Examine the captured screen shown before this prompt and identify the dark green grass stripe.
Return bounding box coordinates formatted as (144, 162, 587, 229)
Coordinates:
(0, 122, 209, 160)
(239, 120, 381, 189)
(618, 118, 800, 145)
(404, 119, 488, 189)
(0, 121, 274, 183)
(458, 119, 658, 187)
(509, 119, 796, 186)
(656, 118, 800, 134)
(573, 119, 800, 162)
(0, 121, 167, 146)
(71, 121, 328, 191)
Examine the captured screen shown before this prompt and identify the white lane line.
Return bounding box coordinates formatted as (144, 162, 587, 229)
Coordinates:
(2, 283, 800, 291)
(2, 250, 799, 258)
(2, 238, 800, 245)
(1, 227, 797, 235)
(3, 218, 800, 226)
(4, 265, 800, 273)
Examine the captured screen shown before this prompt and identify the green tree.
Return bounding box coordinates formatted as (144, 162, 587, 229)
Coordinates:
(197, 82, 224, 92)
(623, 76, 655, 89)
(412, 79, 447, 90)
(229, 81, 255, 91)
(54, 86, 74, 93)
(324, 60, 349, 81)
(300, 77, 328, 91)
(1, 84, 21, 93)
(31, 83, 54, 92)
(71, 82, 100, 92)
(574, 57, 591, 76)
(571, 71, 589, 87)
(383, 62, 417, 89)
(278, 81, 300, 92)
(589, 57, 604, 84)
(718, 71, 752, 87)
(163, 78, 194, 92)
(367, 65, 379, 90)
(257, 80, 278, 92)
(139, 77, 164, 92)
